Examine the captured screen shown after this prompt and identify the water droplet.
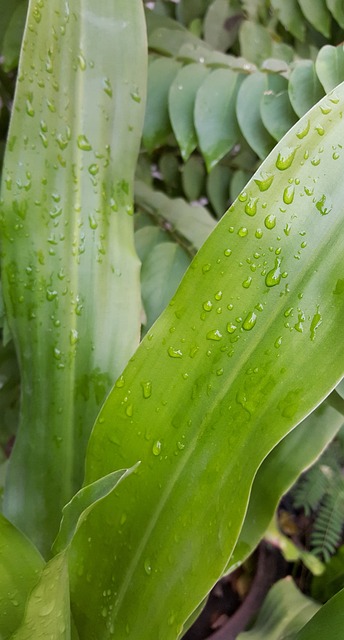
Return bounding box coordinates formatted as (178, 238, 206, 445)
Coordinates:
(311, 156, 320, 166)
(25, 98, 34, 117)
(152, 441, 161, 456)
(310, 308, 322, 341)
(276, 146, 298, 170)
(255, 228, 263, 239)
(265, 258, 281, 287)
(39, 132, 48, 148)
(141, 380, 152, 399)
(189, 346, 199, 358)
(274, 336, 282, 348)
(214, 291, 222, 301)
(88, 163, 99, 176)
(70, 329, 78, 345)
(216, 368, 224, 376)
(315, 194, 332, 216)
(238, 191, 247, 202)
(202, 263, 211, 273)
(144, 559, 152, 575)
(130, 89, 141, 103)
(333, 151, 340, 160)
(115, 375, 125, 388)
(46, 289, 58, 301)
(244, 197, 258, 216)
(254, 173, 274, 192)
(103, 77, 113, 97)
(315, 124, 324, 136)
(283, 185, 295, 205)
(294, 311, 305, 333)
(242, 311, 257, 331)
(77, 53, 86, 70)
(296, 119, 310, 139)
(264, 214, 276, 230)
(168, 346, 183, 358)
(206, 329, 222, 341)
(53, 347, 62, 360)
(284, 224, 291, 236)
(226, 322, 237, 334)
(203, 300, 213, 311)
(125, 404, 133, 417)
(77, 134, 92, 151)
(238, 227, 248, 237)
(224, 248, 232, 257)
(242, 277, 252, 288)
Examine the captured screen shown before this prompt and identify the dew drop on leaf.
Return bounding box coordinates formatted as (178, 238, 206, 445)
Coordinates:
(264, 214, 276, 229)
(144, 559, 152, 575)
(275, 146, 298, 170)
(77, 134, 92, 151)
(168, 346, 183, 358)
(265, 258, 281, 287)
(244, 197, 258, 216)
(206, 329, 223, 341)
(242, 311, 257, 331)
(315, 194, 332, 216)
(254, 173, 274, 192)
(152, 441, 161, 456)
(141, 380, 152, 399)
(283, 185, 295, 205)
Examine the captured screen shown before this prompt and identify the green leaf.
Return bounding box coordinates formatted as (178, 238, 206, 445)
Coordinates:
(203, 0, 242, 52)
(194, 68, 241, 171)
(135, 226, 169, 264)
(10, 552, 70, 640)
(135, 181, 216, 250)
(0, 0, 146, 556)
(293, 588, 344, 639)
(206, 164, 231, 218)
(316, 45, 344, 93)
(237, 578, 320, 640)
(169, 63, 210, 161)
(326, 0, 344, 28)
(1, 1, 27, 72)
(0, 0, 26, 55)
(52, 465, 139, 555)
(271, 0, 306, 41)
(289, 60, 325, 117)
(312, 545, 344, 602)
(298, 0, 331, 37)
(226, 401, 344, 572)
(260, 75, 298, 142)
(175, 0, 210, 26)
(335, 378, 344, 400)
(143, 58, 181, 151)
(181, 156, 206, 202)
(69, 85, 344, 639)
(0, 513, 44, 638)
(141, 243, 191, 332)
(236, 73, 276, 159)
(239, 21, 272, 66)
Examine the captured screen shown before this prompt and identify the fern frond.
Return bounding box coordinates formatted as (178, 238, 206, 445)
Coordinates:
(292, 465, 330, 516)
(310, 479, 344, 562)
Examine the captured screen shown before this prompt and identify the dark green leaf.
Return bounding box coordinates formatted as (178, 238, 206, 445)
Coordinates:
(1, 1, 27, 72)
(203, 0, 243, 52)
(260, 76, 298, 141)
(289, 60, 325, 117)
(294, 588, 344, 639)
(194, 68, 241, 170)
(206, 164, 231, 217)
(236, 73, 276, 159)
(326, 0, 344, 28)
(135, 226, 170, 264)
(169, 63, 210, 161)
(298, 0, 331, 37)
(143, 58, 181, 151)
(271, 0, 306, 41)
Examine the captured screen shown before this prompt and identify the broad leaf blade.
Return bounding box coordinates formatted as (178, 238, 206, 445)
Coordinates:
(288, 61, 325, 117)
(227, 400, 344, 572)
(293, 587, 344, 639)
(70, 85, 344, 638)
(0, 514, 44, 639)
(10, 552, 70, 640)
(0, 0, 146, 555)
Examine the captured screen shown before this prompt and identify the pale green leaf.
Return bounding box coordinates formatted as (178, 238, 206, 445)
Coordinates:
(141, 243, 191, 332)
(169, 63, 210, 161)
(239, 21, 272, 66)
(226, 401, 344, 572)
(237, 578, 320, 640)
(289, 61, 325, 117)
(260, 76, 298, 141)
(293, 588, 344, 639)
(0, 514, 44, 639)
(0, 0, 146, 556)
(175, 0, 210, 26)
(10, 552, 70, 640)
(271, 0, 306, 41)
(316, 45, 344, 93)
(135, 181, 216, 250)
(298, 0, 331, 37)
(326, 0, 344, 28)
(236, 72, 276, 159)
(69, 85, 344, 639)
(194, 68, 241, 170)
(203, 0, 242, 52)
(143, 58, 181, 151)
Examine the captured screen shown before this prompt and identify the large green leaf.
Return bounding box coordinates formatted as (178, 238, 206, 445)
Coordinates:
(0, 0, 146, 556)
(260, 75, 298, 142)
(298, 0, 331, 37)
(294, 587, 344, 639)
(0, 513, 44, 639)
(271, 0, 306, 41)
(316, 45, 344, 92)
(68, 84, 344, 639)
(288, 61, 325, 117)
(326, 0, 344, 28)
(236, 72, 276, 159)
(143, 58, 181, 151)
(226, 400, 344, 572)
(10, 552, 70, 640)
(237, 578, 320, 640)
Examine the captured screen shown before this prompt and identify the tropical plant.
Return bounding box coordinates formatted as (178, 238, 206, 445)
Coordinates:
(0, 1, 344, 639)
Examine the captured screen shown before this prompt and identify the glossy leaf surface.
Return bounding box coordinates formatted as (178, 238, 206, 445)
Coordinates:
(69, 85, 344, 639)
(0, 514, 44, 638)
(294, 587, 344, 639)
(237, 578, 319, 640)
(227, 400, 344, 572)
(0, 0, 146, 555)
